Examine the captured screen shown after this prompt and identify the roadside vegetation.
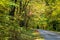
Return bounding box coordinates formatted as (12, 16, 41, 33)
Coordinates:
(0, 0, 60, 40)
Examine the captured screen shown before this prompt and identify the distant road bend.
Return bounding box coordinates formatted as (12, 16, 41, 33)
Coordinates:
(38, 29, 60, 40)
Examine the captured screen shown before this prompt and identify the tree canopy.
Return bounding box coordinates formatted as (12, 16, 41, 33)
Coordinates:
(0, 0, 60, 40)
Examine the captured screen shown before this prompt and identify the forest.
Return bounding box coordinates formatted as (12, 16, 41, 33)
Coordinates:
(0, 0, 60, 40)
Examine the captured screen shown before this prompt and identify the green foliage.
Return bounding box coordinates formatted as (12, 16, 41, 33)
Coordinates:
(0, 0, 60, 40)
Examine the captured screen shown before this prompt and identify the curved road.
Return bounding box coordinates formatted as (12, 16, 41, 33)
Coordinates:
(38, 29, 60, 40)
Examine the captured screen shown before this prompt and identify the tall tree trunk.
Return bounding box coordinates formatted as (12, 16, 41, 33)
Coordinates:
(9, 0, 17, 16)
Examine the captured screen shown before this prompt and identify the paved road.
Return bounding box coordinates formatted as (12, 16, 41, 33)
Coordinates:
(38, 29, 60, 40)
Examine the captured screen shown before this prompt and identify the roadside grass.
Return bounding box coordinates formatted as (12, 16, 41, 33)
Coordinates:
(32, 29, 44, 40)
(20, 27, 44, 40)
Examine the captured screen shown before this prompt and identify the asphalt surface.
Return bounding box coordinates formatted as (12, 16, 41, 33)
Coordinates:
(38, 29, 60, 40)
